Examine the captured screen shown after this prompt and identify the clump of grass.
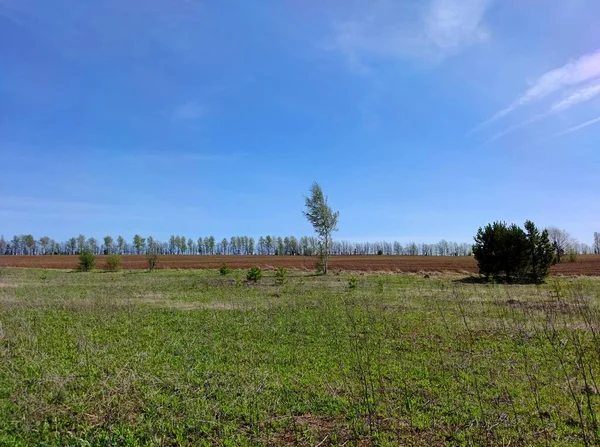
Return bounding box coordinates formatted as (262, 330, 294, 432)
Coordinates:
(348, 275, 358, 289)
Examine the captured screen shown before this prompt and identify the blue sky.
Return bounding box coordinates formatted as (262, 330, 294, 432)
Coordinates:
(1, 0, 599, 244)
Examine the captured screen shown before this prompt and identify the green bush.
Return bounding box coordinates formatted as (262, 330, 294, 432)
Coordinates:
(568, 251, 577, 263)
(246, 266, 262, 282)
(348, 275, 358, 289)
(147, 253, 158, 272)
(473, 220, 555, 283)
(315, 256, 324, 275)
(78, 249, 96, 272)
(106, 254, 121, 272)
(275, 266, 287, 285)
(219, 263, 231, 275)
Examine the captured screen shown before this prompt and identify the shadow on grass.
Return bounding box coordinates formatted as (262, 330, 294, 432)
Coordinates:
(453, 276, 488, 284)
(453, 275, 546, 285)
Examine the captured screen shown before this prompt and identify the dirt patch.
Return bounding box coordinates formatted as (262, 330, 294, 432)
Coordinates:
(1, 254, 599, 275)
(261, 414, 354, 446)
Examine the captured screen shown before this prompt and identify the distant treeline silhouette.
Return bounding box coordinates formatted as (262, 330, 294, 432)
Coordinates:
(3, 232, 597, 257)
(1, 234, 475, 256)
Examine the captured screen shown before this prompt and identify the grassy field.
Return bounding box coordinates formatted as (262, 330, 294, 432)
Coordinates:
(1, 268, 600, 446)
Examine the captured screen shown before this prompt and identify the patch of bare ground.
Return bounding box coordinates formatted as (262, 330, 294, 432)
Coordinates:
(262, 415, 464, 446)
(258, 414, 354, 446)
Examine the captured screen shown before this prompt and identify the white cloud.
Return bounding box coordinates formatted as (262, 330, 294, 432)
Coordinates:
(473, 48, 600, 131)
(550, 115, 600, 139)
(329, 0, 494, 68)
(550, 81, 600, 113)
(485, 80, 600, 143)
(424, 0, 493, 51)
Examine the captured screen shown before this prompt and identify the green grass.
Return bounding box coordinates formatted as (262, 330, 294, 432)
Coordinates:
(1, 268, 600, 445)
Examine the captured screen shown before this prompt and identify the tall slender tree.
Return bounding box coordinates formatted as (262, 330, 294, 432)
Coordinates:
(303, 182, 339, 275)
(103, 236, 113, 254)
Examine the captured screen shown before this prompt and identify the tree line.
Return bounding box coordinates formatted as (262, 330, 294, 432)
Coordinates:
(1, 231, 597, 258)
(0, 233, 477, 257)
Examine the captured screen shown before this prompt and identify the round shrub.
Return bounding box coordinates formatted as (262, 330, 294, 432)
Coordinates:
(106, 254, 121, 272)
(78, 249, 96, 272)
(219, 263, 231, 276)
(247, 266, 262, 282)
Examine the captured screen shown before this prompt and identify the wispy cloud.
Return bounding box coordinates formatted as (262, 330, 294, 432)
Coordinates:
(424, 0, 493, 51)
(549, 115, 600, 140)
(328, 0, 494, 70)
(472, 48, 600, 132)
(485, 114, 545, 144)
(549, 81, 600, 113)
(486, 80, 600, 143)
(171, 100, 205, 122)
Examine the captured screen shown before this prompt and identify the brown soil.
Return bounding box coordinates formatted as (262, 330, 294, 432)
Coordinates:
(0, 255, 599, 275)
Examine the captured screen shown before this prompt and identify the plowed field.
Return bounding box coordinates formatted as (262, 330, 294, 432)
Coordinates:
(1, 255, 599, 275)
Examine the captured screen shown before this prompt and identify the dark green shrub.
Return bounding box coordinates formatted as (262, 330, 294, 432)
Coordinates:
(106, 254, 121, 272)
(473, 220, 555, 283)
(348, 275, 358, 289)
(275, 266, 287, 285)
(247, 266, 262, 282)
(219, 263, 231, 276)
(78, 249, 96, 272)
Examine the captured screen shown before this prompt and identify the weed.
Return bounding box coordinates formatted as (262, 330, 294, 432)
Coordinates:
(348, 276, 358, 289)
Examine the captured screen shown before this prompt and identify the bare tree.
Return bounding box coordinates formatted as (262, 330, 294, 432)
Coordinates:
(88, 237, 98, 254)
(103, 236, 113, 254)
(117, 235, 125, 254)
(76, 234, 86, 254)
(546, 227, 575, 263)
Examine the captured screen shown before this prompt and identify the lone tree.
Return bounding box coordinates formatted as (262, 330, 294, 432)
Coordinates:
(303, 182, 339, 275)
(78, 248, 96, 272)
(473, 220, 555, 283)
(524, 221, 556, 283)
(546, 227, 574, 263)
